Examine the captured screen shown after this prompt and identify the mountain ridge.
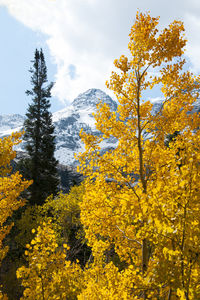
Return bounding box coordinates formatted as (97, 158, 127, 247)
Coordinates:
(1, 89, 199, 166)
(0, 88, 118, 166)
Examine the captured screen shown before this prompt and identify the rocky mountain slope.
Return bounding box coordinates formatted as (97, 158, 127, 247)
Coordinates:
(52, 88, 118, 165)
(0, 114, 25, 137)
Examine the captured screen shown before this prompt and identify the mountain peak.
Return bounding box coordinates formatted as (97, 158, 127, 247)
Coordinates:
(72, 88, 117, 111)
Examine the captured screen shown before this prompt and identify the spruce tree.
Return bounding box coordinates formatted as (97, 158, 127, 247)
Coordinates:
(23, 49, 59, 205)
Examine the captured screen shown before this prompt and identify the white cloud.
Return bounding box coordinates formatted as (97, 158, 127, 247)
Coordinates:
(1, 0, 200, 105)
(148, 97, 164, 103)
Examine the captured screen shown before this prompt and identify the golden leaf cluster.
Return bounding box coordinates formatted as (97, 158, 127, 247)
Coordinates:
(17, 221, 83, 300)
(0, 132, 31, 298)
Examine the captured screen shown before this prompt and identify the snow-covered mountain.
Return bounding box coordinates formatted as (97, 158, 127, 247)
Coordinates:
(52, 89, 117, 165)
(1, 89, 199, 166)
(0, 114, 25, 137)
(0, 89, 118, 166)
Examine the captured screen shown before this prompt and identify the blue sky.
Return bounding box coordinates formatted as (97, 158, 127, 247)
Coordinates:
(0, 6, 64, 115)
(1, 0, 200, 116)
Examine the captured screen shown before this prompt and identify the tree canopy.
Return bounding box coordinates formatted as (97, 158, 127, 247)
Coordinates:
(78, 11, 200, 299)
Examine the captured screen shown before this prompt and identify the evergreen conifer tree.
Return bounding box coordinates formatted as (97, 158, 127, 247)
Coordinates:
(23, 49, 59, 205)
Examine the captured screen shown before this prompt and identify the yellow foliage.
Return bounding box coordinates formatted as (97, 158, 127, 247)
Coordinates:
(15, 184, 85, 254)
(17, 221, 83, 300)
(78, 11, 200, 299)
(0, 132, 32, 298)
(14, 183, 88, 298)
(0, 291, 8, 300)
(41, 184, 84, 244)
(14, 205, 42, 249)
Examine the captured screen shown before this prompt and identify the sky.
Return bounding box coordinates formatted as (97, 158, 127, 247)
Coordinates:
(1, 0, 200, 115)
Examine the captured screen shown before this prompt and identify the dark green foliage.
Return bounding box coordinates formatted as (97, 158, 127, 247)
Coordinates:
(164, 130, 180, 147)
(23, 49, 59, 205)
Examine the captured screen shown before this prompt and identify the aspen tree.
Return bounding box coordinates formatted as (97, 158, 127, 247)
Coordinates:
(78, 12, 200, 299)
